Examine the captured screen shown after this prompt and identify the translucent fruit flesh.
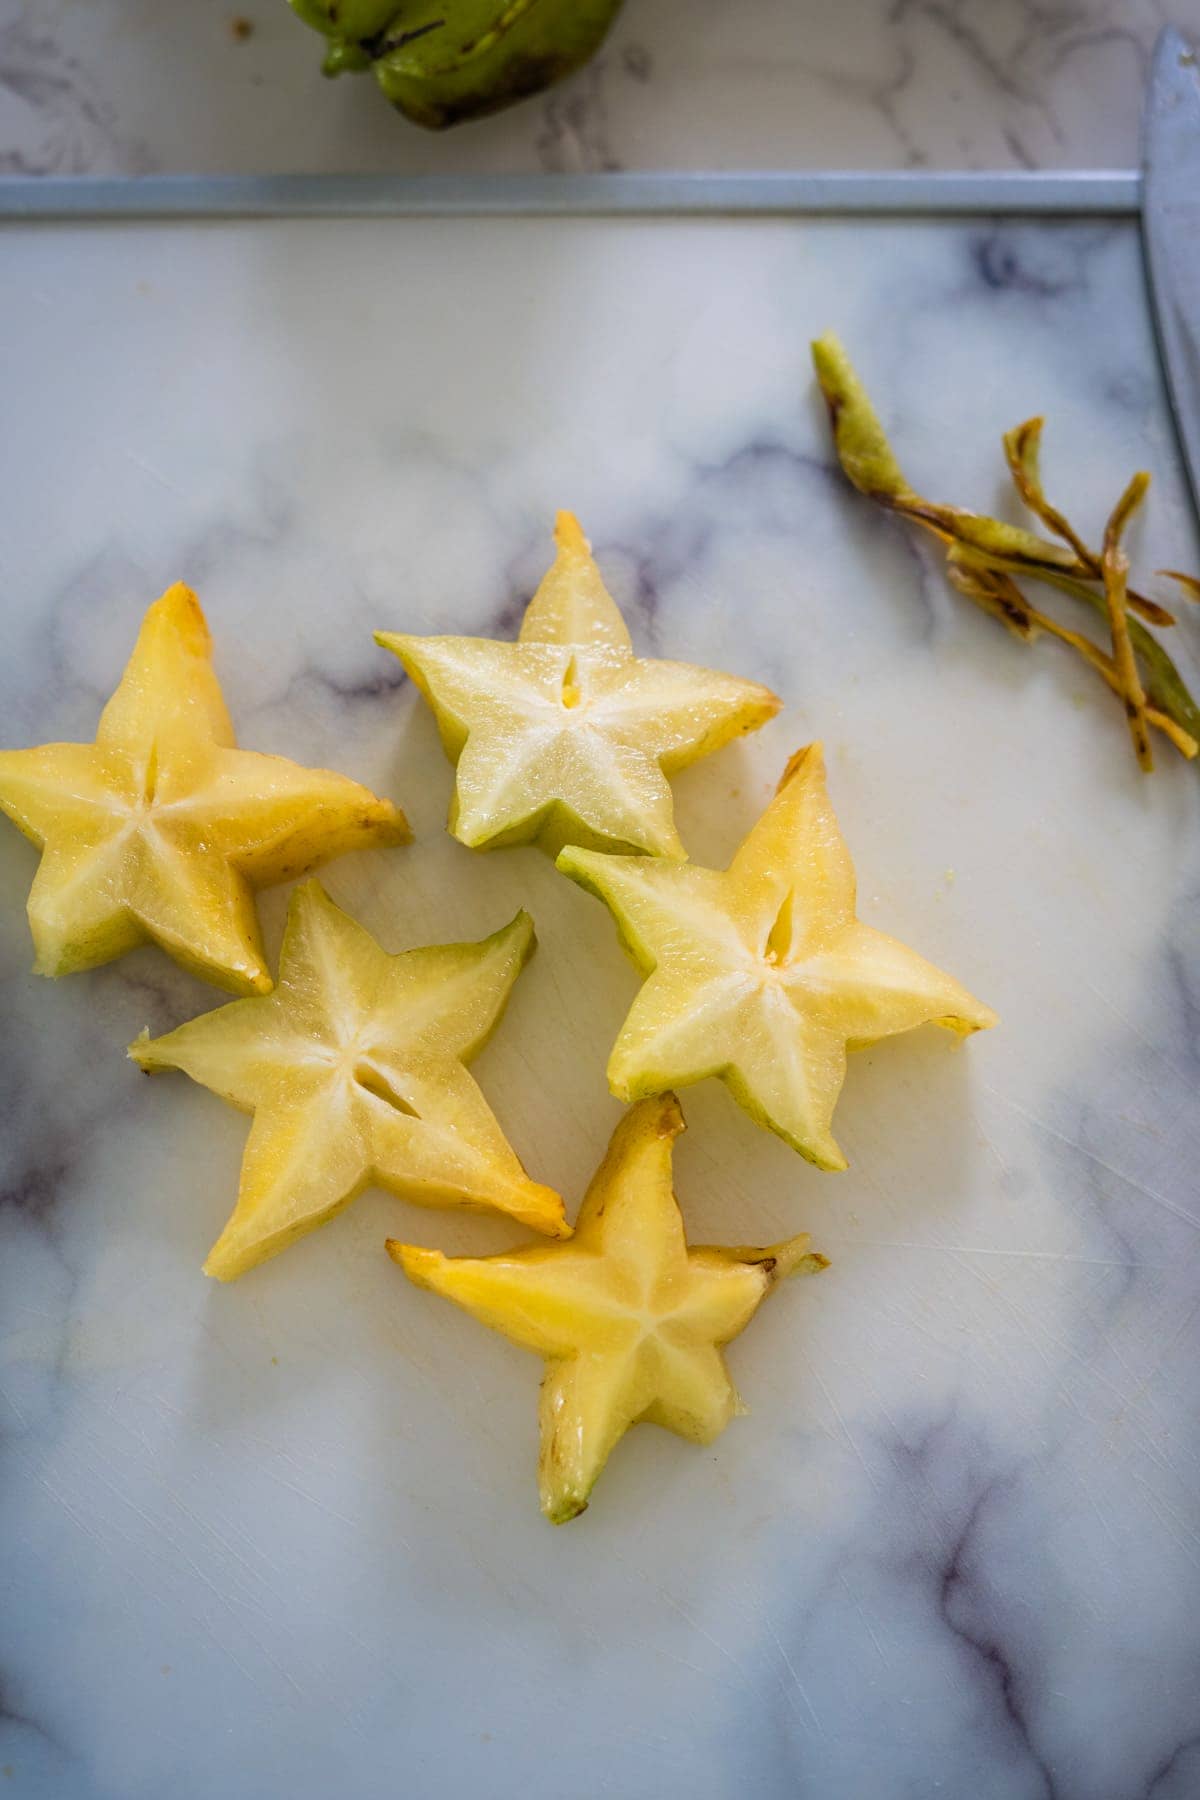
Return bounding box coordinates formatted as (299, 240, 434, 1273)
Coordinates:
(0, 584, 409, 994)
(376, 512, 780, 859)
(131, 881, 565, 1278)
(389, 1092, 827, 1522)
(558, 744, 997, 1170)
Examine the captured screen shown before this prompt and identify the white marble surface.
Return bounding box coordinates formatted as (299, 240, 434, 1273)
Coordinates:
(1, 212, 1200, 1799)
(1, 0, 1198, 177)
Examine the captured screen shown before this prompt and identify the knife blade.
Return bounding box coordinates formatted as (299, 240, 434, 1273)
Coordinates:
(1143, 25, 1200, 525)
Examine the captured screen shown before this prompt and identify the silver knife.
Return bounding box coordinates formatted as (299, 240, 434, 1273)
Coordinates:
(1143, 25, 1200, 524)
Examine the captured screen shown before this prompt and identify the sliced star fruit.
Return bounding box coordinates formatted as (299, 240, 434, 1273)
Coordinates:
(389, 1092, 828, 1523)
(558, 743, 996, 1170)
(131, 880, 565, 1278)
(0, 584, 409, 994)
(376, 511, 780, 860)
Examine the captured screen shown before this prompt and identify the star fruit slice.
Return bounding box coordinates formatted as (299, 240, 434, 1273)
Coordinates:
(0, 583, 409, 994)
(375, 511, 780, 859)
(558, 744, 997, 1170)
(389, 1092, 828, 1523)
(131, 881, 566, 1278)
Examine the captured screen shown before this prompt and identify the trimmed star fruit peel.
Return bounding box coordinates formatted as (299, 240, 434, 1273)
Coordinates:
(376, 511, 780, 859)
(389, 1091, 828, 1523)
(0, 584, 409, 994)
(558, 743, 996, 1170)
(131, 881, 565, 1278)
(289, 0, 625, 132)
(811, 331, 1200, 766)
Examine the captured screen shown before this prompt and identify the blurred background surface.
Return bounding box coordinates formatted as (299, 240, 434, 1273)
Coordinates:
(2, 0, 1197, 178)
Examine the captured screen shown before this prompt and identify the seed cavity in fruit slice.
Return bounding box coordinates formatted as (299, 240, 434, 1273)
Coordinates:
(765, 886, 798, 966)
(557, 743, 997, 1170)
(560, 653, 583, 711)
(141, 741, 160, 808)
(0, 583, 409, 993)
(353, 1062, 421, 1118)
(389, 1093, 827, 1524)
(130, 881, 566, 1278)
(375, 511, 781, 859)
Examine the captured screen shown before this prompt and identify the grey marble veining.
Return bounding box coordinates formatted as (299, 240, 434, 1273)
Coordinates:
(1, 0, 1199, 178)
(1, 213, 1199, 1799)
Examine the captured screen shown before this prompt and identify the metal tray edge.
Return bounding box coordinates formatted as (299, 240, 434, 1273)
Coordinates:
(0, 170, 1142, 222)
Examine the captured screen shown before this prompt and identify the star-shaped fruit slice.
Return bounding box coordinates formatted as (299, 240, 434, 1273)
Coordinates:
(375, 512, 780, 859)
(0, 584, 409, 994)
(558, 744, 997, 1170)
(131, 881, 566, 1277)
(389, 1092, 827, 1523)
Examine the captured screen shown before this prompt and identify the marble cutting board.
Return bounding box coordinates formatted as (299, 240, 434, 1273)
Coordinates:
(1, 211, 1198, 1800)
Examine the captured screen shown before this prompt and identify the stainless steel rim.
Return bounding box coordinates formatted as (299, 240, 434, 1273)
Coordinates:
(0, 170, 1142, 222)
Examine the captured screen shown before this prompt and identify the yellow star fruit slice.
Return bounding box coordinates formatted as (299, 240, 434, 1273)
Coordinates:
(130, 881, 566, 1278)
(558, 744, 997, 1170)
(0, 584, 409, 994)
(375, 512, 780, 859)
(389, 1093, 827, 1523)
